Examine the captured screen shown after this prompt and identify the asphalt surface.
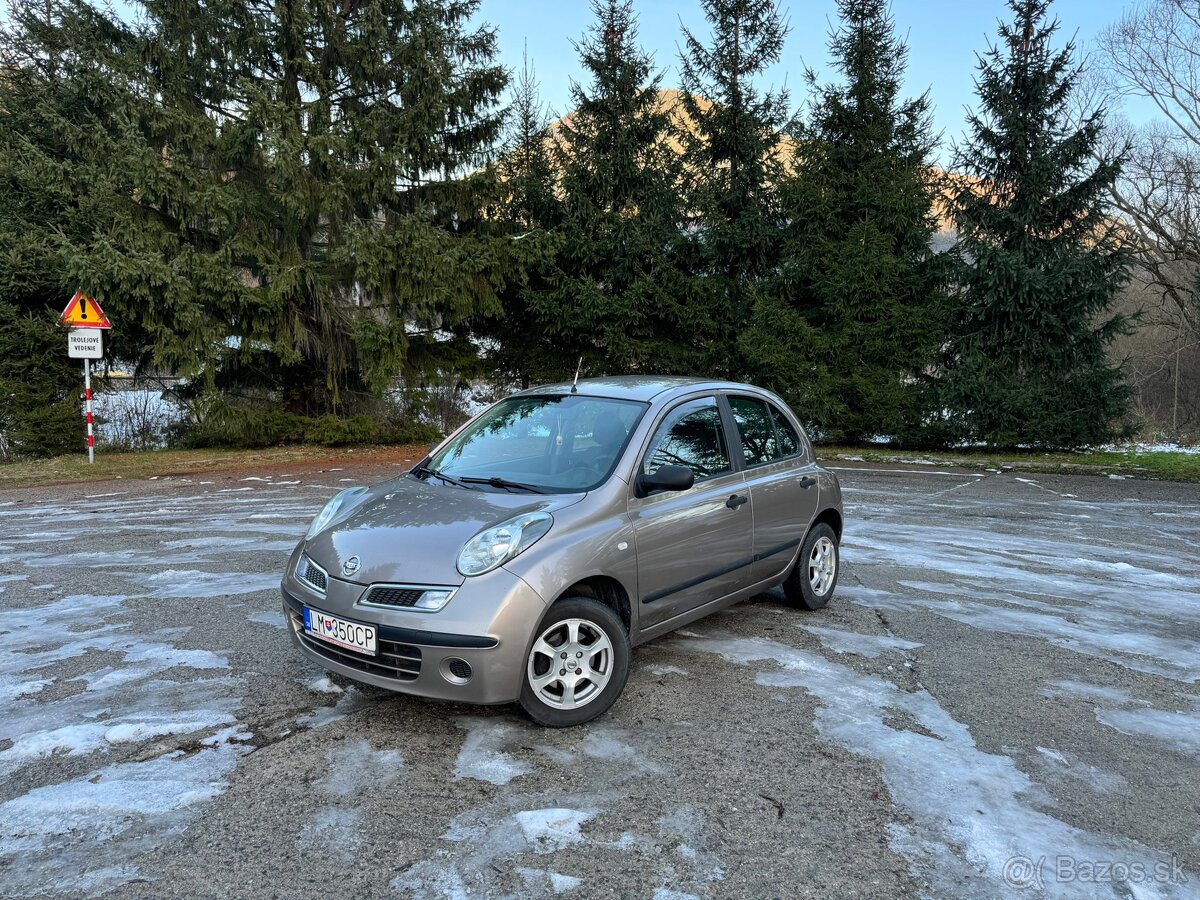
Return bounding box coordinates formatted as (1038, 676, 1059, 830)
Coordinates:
(0, 463, 1197, 899)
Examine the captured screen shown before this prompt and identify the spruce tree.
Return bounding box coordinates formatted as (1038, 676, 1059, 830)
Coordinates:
(0, 2, 132, 456)
(1, 0, 512, 417)
(510, 0, 688, 380)
(941, 0, 1130, 448)
(678, 0, 790, 379)
(486, 55, 565, 386)
(754, 0, 946, 442)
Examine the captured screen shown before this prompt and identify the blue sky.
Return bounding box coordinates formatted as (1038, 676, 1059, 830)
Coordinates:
(474, 0, 1141, 164)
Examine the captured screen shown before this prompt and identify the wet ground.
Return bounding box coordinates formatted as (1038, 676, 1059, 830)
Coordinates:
(0, 464, 1197, 899)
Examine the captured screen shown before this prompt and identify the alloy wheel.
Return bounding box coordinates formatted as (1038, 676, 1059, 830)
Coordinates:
(808, 535, 837, 596)
(526, 617, 614, 710)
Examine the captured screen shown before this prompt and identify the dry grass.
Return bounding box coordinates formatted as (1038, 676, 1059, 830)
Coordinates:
(0, 444, 429, 491)
(815, 446, 1200, 482)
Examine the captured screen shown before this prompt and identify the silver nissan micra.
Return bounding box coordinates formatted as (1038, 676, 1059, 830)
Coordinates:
(281, 376, 843, 726)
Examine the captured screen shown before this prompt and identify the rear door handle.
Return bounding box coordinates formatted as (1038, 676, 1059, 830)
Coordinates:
(799, 476, 817, 489)
(726, 494, 748, 509)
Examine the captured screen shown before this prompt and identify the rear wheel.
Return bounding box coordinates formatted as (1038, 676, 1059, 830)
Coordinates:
(520, 597, 630, 727)
(782, 522, 839, 610)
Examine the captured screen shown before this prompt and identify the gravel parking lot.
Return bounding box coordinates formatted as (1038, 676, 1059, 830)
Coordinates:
(0, 463, 1197, 899)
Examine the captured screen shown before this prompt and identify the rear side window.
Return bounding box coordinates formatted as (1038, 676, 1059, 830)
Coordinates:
(643, 397, 732, 481)
(769, 404, 803, 458)
(728, 397, 779, 466)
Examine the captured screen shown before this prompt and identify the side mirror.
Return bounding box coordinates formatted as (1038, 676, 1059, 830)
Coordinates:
(636, 464, 695, 497)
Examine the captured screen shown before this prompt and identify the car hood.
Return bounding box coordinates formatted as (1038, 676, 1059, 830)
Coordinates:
(304, 475, 586, 586)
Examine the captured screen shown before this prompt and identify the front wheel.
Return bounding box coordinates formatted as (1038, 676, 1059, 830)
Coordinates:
(782, 522, 839, 610)
(519, 597, 631, 727)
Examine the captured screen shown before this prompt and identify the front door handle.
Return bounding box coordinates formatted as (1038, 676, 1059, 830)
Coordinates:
(726, 494, 748, 509)
(799, 476, 817, 489)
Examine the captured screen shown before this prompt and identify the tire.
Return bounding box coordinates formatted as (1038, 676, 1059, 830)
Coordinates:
(782, 522, 839, 611)
(519, 596, 631, 727)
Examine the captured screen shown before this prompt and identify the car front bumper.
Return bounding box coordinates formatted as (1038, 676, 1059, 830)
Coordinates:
(280, 555, 548, 705)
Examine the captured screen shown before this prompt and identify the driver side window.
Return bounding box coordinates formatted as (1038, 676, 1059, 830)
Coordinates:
(642, 397, 732, 481)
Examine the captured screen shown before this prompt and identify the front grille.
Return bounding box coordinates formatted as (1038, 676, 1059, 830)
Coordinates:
(300, 558, 327, 593)
(288, 609, 421, 681)
(362, 586, 425, 608)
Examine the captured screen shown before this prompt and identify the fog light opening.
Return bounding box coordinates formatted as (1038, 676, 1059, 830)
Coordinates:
(440, 657, 473, 684)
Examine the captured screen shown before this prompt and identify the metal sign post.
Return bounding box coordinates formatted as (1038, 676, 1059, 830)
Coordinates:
(84, 359, 94, 464)
(58, 294, 112, 464)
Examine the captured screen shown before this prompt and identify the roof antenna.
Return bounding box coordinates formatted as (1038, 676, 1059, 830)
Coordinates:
(571, 357, 583, 393)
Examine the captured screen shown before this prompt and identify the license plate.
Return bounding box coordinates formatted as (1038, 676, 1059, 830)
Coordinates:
(303, 607, 377, 656)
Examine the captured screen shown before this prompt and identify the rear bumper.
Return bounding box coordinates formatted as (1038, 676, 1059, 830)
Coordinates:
(280, 568, 547, 705)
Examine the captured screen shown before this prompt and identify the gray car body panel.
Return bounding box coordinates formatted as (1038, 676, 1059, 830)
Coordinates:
(282, 376, 843, 704)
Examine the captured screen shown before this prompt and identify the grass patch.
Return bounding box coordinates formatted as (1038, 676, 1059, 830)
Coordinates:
(0, 444, 429, 491)
(815, 445, 1200, 483)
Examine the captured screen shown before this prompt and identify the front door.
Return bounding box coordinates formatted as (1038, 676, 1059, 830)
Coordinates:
(631, 396, 754, 629)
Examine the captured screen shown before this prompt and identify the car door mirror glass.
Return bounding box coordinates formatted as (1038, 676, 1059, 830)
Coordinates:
(637, 464, 695, 496)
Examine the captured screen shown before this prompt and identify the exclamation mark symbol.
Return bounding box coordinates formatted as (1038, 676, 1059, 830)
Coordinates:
(79, 296, 89, 321)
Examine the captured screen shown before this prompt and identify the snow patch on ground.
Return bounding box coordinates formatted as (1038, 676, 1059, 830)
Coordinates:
(645, 663, 689, 676)
(404, 785, 722, 897)
(1095, 707, 1200, 757)
(390, 854, 469, 899)
(453, 718, 535, 786)
(579, 728, 663, 772)
(0, 486, 336, 892)
(146, 569, 281, 598)
(516, 867, 583, 893)
(797, 624, 923, 658)
(0, 591, 237, 779)
(846, 514, 1200, 682)
(1033, 746, 1127, 794)
(1100, 441, 1200, 455)
(320, 740, 404, 798)
(514, 808, 596, 854)
(1043, 680, 1138, 706)
(304, 675, 344, 695)
(104, 715, 237, 745)
(0, 740, 246, 896)
(296, 685, 368, 729)
(0, 574, 27, 594)
(680, 632, 1186, 899)
(248, 610, 287, 629)
(297, 807, 363, 864)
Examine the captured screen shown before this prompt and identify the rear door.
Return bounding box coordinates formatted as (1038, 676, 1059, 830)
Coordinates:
(726, 395, 820, 582)
(631, 396, 754, 629)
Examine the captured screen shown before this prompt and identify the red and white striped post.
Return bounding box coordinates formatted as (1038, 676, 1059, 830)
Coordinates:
(83, 359, 94, 464)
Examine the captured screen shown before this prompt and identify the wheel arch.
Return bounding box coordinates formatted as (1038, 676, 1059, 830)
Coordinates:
(812, 507, 843, 540)
(550, 575, 632, 633)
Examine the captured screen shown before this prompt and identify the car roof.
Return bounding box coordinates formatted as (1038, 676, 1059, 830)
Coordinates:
(513, 375, 760, 403)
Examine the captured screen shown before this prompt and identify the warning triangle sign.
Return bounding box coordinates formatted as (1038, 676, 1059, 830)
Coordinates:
(59, 292, 112, 329)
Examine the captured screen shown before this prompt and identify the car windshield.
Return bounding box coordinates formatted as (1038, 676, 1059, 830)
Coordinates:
(421, 394, 649, 493)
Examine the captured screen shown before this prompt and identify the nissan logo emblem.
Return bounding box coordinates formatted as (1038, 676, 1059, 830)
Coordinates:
(342, 556, 361, 577)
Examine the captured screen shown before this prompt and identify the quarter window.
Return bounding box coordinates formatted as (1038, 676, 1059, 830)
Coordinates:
(643, 397, 732, 481)
(728, 397, 779, 466)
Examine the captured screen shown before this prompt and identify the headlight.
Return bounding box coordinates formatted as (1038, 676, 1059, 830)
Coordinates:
(457, 512, 553, 577)
(305, 486, 369, 539)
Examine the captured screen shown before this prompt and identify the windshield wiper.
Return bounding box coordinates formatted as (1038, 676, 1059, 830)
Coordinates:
(411, 465, 473, 489)
(458, 476, 548, 494)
